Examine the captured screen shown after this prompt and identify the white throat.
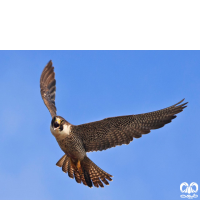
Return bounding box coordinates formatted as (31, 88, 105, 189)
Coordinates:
(50, 124, 71, 140)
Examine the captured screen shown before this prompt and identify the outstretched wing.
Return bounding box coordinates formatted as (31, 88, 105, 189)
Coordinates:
(73, 99, 188, 152)
(40, 60, 57, 118)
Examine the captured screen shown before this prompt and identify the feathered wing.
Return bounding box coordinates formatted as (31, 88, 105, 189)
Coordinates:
(40, 60, 57, 117)
(73, 99, 188, 152)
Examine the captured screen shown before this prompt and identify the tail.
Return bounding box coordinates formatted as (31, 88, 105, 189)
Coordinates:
(56, 155, 113, 188)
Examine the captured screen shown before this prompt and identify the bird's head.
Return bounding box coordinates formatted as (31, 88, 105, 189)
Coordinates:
(50, 116, 71, 140)
(51, 116, 64, 132)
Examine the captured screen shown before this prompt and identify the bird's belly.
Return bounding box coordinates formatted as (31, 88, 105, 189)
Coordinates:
(57, 134, 86, 160)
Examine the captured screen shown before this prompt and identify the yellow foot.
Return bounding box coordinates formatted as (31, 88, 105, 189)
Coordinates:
(76, 160, 83, 174)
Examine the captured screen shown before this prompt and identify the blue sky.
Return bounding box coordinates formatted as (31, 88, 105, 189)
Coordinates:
(0, 51, 199, 200)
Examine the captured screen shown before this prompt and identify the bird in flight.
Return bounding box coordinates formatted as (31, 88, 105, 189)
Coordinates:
(40, 60, 188, 188)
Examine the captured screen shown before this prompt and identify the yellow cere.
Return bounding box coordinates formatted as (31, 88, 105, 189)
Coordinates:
(55, 118, 61, 124)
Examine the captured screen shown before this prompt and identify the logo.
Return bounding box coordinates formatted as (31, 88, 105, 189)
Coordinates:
(180, 182, 198, 199)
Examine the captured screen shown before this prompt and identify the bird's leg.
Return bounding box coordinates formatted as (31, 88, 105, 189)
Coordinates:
(76, 160, 83, 174)
(69, 158, 83, 174)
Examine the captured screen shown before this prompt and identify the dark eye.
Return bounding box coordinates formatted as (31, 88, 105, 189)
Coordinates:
(54, 121, 59, 128)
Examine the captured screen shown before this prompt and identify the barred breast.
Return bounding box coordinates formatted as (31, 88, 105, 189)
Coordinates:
(57, 132, 86, 161)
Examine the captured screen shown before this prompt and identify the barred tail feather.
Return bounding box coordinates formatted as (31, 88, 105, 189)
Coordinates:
(56, 154, 66, 167)
(82, 157, 112, 188)
(56, 155, 113, 188)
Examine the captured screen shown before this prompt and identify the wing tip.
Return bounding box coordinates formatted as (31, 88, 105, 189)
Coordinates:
(176, 98, 188, 106)
(46, 60, 53, 67)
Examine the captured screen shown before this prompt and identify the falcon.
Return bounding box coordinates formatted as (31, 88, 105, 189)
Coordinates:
(40, 60, 188, 188)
